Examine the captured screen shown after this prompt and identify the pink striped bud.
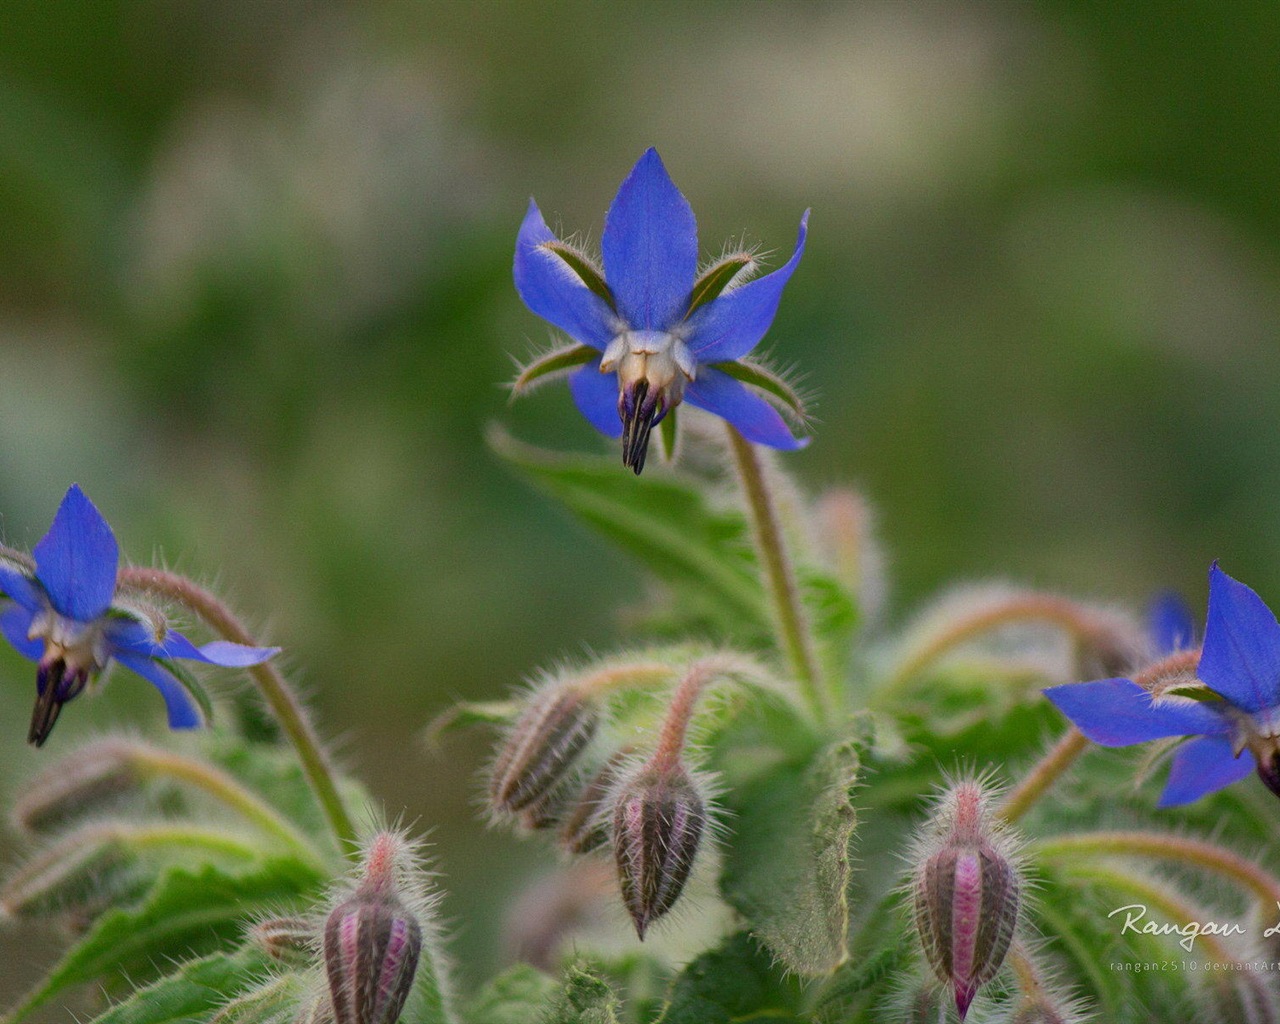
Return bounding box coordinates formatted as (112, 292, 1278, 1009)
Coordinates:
(324, 833, 422, 1024)
(611, 759, 707, 939)
(489, 684, 599, 815)
(911, 780, 1022, 1021)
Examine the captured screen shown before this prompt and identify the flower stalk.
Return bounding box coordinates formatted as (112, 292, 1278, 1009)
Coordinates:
(725, 425, 828, 722)
(118, 567, 358, 855)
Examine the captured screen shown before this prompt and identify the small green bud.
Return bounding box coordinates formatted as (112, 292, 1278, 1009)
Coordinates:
(490, 683, 599, 814)
(612, 759, 707, 939)
(911, 780, 1023, 1021)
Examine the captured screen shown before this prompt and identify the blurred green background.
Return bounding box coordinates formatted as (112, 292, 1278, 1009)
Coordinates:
(3, 0, 1280, 1012)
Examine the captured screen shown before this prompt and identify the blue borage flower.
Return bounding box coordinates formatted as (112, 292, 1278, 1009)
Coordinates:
(513, 147, 810, 474)
(0, 485, 278, 746)
(1045, 564, 1280, 807)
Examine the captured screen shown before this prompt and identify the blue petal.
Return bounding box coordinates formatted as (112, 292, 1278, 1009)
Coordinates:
(684, 367, 808, 450)
(1043, 678, 1229, 746)
(1197, 563, 1280, 714)
(514, 199, 616, 349)
(686, 210, 809, 362)
(1158, 735, 1255, 807)
(1147, 591, 1197, 655)
(114, 652, 206, 730)
(569, 360, 622, 439)
(0, 561, 44, 612)
(106, 620, 278, 667)
(602, 149, 697, 330)
(0, 604, 42, 661)
(32, 485, 119, 623)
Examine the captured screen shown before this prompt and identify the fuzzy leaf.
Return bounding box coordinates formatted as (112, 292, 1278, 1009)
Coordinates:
(545, 962, 621, 1024)
(206, 971, 310, 1024)
(657, 932, 803, 1024)
(490, 428, 769, 628)
(406, 918, 455, 1024)
(465, 964, 558, 1024)
(711, 360, 808, 423)
(200, 733, 369, 861)
(513, 344, 599, 393)
(1, 858, 323, 1022)
(718, 735, 863, 975)
(82, 948, 276, 1024)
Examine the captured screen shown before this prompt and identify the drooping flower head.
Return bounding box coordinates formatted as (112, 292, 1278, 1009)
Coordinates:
(1045, 563, 1280, 806)
(0, 484, 277, 746)
(513, 148, 810, 473)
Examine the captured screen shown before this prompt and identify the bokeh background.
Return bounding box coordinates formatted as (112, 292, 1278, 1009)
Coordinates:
(3, 0, 1280, 1013)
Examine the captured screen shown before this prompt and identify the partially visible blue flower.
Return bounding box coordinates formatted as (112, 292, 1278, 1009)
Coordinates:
(513, 148, 810, 473)
(1045, 564, 1280, 807)
(1146, 590, 1197, 657)
(0, 485, 278, 746)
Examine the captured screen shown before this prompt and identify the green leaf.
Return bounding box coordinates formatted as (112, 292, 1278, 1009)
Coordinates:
(82, 948, 277, 1024)
(206, 971, 310, 1024)
(711, 360, 809, 424)
(489, 428, 768, 629)
(513, 344, 599, 394)
(685, 254, 754, 316)
(657, 932, 803, 1024)
(539, 241, 616, 311)
(2, 858, 323, 1022)
(465, 964, 558, 1024)
(406, 921, 456, 1024)
(718, 735, 863, 976)
(545, 961, 621, 1024)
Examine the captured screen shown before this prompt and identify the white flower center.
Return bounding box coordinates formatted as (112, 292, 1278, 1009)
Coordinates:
(27, 606, 109, 676)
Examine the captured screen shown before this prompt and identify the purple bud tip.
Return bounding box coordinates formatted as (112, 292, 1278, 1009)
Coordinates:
(612, 761, 706, 939)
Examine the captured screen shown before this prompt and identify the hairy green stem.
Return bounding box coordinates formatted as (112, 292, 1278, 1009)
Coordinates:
(118, 567, 358, 856)
(999, 728, 1089, 824)
(1035, 830, 1280, 908)
(725, 426, 828, 722)
(127, 744, 324, 865)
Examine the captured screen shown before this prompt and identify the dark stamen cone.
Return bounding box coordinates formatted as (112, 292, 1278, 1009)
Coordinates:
(611, 761, 706, 939)
(29, 659, 88, 748)
(619, 381, 666, 475)
(490, 685, 598, 814)
(1256, 751, 1280, 800)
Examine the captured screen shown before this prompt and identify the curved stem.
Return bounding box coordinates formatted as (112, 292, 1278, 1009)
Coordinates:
(874, 593, 1139, 708)
(725, 426, 828, 722)
(651, 658, 728, 771)
(1035, 830, 1280, 908)
(118, 567, 357, 856)
(998, 728, 1089, 824)
(127, 745, 325, 866)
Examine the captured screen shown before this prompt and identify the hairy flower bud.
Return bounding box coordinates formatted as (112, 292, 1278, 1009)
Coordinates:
(911, 780, 1022, 1021)
(490, 684, 599, 814)
(611, 759, 707, 939)
(12, 738, 142, 834)
(560, 748, 632, 855)
(249, 915, 316, 966)
(324, 833, 423, 1024)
